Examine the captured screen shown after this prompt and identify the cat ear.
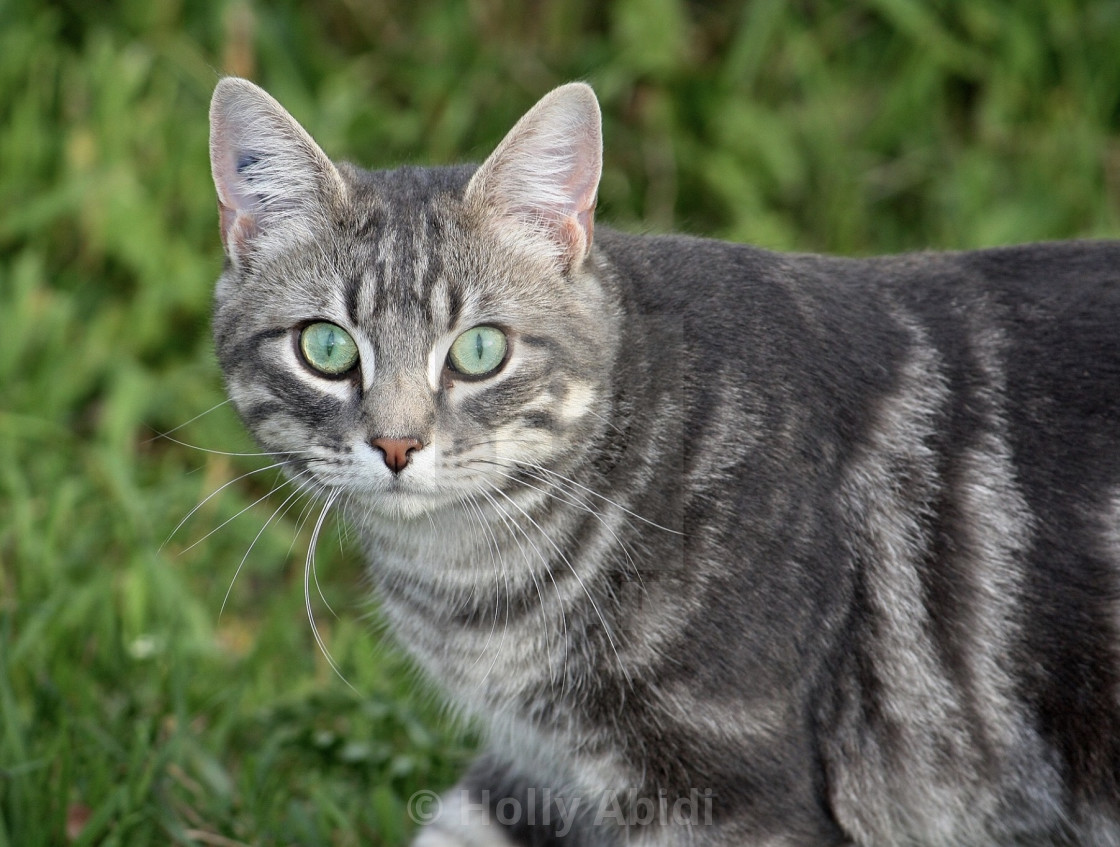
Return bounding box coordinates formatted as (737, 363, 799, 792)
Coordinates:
(209, 77, 345, 265)
(465, 83, 602, 271)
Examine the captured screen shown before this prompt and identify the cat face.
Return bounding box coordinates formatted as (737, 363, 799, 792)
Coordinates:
(209, 80, 615, 520)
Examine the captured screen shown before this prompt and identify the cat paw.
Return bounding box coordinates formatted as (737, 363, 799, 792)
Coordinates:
(412, 824, 517, 847)
(412, 828, 514, 847)
(410, 790, 518, 847)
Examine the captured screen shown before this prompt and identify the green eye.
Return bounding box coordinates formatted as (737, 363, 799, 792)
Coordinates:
(447, 325, 508, 377)
(299, 322, 359, 375)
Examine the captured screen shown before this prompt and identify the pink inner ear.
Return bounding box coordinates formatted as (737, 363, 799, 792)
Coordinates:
(561, 216, 589, 267)
(215, 160, 261, 258)
(576, 205, 595, 251)
(568, 165, 598, 249)
(219, 201, 259, 257)
(211, 126, 261, 258)
(218, 201, 238, 246)
(551, 167, 598, 269)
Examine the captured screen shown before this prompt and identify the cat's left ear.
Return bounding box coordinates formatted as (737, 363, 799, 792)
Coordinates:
(465, 83, 602, 272)
(209, 77, 346, 266)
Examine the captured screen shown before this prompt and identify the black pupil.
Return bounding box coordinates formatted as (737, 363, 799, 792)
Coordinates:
(475, 332, 483, 360)
(325, 329, 336, 359)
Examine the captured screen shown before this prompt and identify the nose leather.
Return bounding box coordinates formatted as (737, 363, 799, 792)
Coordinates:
(371, 436, 423, 474)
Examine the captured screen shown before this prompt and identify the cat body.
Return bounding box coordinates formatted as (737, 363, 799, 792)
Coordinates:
(209, 78, 1120, 845)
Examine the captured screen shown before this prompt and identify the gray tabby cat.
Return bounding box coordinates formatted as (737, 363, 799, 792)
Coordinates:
(208, 77, 1120, 846)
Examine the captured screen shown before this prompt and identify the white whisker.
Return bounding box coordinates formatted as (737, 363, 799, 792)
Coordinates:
(143, 399, 233, 443)
(220, 471, 320, 617)
(163, 457, 306, 550)
(581, 404, 627, 437)
(288, 485, 339, 620)
(518, 460, 682, 536)
(487, 484, 632, 687)
(473, 491, 561, 686)
(463, 493, 506, 672)
(178, 463, 317, 555)
(474, 489, 527, 693)
(479, 461, 645, 589)
(305, 490, 357, 693)
(154, 431, 314, 458)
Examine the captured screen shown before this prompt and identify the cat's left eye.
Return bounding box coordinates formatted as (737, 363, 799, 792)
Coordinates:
(447, 326, 508, 378)
(299, 322, 359, 376)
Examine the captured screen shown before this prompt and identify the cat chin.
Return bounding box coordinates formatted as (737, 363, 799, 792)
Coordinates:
(352, 488, 465, 521)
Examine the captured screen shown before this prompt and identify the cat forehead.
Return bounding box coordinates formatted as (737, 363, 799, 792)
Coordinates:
(302, 163, 491, 336)
(340, 162, 477, 212)
(329, 161, 555, 316)
(333, 162, 484, 275)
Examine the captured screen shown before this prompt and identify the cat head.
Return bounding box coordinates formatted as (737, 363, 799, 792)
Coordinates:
(208, 79, 617, 520)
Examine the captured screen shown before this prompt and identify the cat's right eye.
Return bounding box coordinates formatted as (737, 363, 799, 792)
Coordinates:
(299, 322, 359, 376)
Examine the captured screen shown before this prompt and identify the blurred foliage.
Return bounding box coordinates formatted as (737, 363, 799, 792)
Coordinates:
(0, 0, 1117, 844)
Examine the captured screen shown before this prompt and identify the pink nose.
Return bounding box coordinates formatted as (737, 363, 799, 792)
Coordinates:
(371, 437, 423, 474)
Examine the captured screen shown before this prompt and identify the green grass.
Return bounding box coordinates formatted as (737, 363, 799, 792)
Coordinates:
(1, 0, 1117, 843)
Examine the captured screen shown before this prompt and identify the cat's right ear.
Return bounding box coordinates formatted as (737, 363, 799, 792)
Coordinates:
(209, 77, 345, 266)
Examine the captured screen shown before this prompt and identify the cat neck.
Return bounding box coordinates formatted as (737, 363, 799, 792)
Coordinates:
(349, 448, 648, 698)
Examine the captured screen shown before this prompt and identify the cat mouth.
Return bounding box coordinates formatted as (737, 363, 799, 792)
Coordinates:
(356, 474, 465, 518)
(368, 488, 455, 520)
